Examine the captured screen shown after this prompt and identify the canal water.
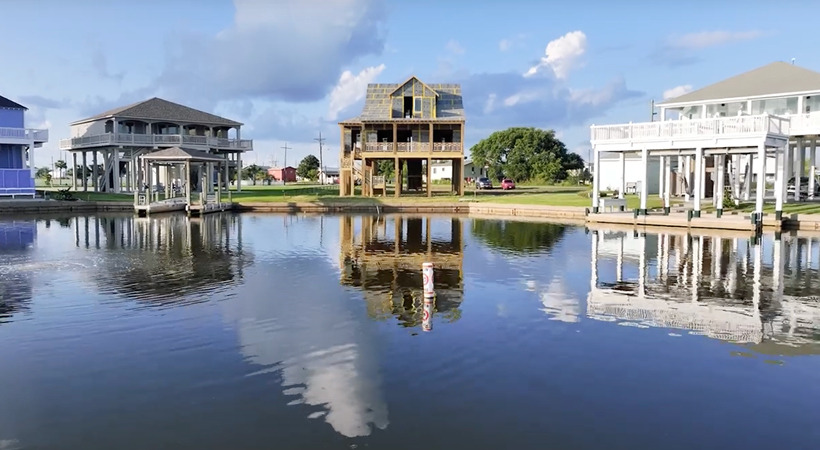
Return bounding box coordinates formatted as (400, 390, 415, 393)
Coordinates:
(0, 213, 818, 449)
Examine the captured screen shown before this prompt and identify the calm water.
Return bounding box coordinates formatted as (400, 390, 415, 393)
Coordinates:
(0, 213, 819, 449)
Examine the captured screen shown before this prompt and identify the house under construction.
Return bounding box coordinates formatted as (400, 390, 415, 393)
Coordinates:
(338, 76, 465, 197)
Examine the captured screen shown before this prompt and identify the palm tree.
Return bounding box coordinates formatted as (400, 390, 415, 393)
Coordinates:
(55, 160, 67, 185)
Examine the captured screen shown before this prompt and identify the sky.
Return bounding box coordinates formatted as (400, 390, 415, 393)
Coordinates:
(3, 0, 820, 169)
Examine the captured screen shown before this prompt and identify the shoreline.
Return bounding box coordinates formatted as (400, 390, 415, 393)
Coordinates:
(3, 199, 820, 231)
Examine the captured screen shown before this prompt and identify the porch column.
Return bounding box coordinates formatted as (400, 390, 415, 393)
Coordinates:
(775, 144, 786, 219)
(663, 155, 672, 214)
(809, 138, 817, 200)
(658, 156, 665, 199)
(693, 147, 703, 217)
(618, 152, 626, 199)
(426, 158, 432, 198)
(743, 155, 752, 201)
(92, 151, 98, 192)
(754, 144, 766, 222)
(72, 152, 78, 191)
(82, 151, 88, 191)
(113, 148, 120, 193)
(592, 147, 601, 213)
(639, 148, 649, 214)
(684, 156, 691, 202)
(394, 157, 401, 198)
(796, 138, 805, 200)
(732, 155, 741, 204)
(224, 155, 230, 192)
(715, 154, 725, 217)
(784, 142, 793, 204)
(237, 151, 242, 192)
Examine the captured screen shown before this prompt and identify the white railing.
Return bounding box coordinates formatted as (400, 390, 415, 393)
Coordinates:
(59, 133, 253, 150)
(591, 114, 791, 142)
(433, 142, 461, 152)
(0, 127, 49, 142)
(788, 112, 820, 135)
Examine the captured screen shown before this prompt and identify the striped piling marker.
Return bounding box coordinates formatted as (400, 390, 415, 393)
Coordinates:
(422, 262, 435, 298)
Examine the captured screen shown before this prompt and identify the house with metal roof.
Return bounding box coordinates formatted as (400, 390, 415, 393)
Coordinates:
(59, 97, 252, 193)
(0, 95, 49, 198)
(590, 61, 820, 224)
(338, 76, 465, 197)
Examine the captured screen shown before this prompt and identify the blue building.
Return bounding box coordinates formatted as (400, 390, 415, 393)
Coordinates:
(0, 95, 49, 198)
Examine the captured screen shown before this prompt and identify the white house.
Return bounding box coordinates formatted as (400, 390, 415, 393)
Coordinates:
(429, 160, 452, 182)
(319, 167, 340, 184)
(591, 61, 820, 222)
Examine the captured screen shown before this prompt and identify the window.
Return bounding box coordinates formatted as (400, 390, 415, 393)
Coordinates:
(805, 96, 820, 113)
(433, 168, 437, 174)
(414, 97, 422, 113)
(751, 97, 798, 115)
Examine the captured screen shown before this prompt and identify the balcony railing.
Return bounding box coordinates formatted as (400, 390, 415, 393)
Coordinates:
(59, 133, 253, 150)
(591, 114, 790, 142)
(356, 141, 463, 154)
(0, 127, 49, 143)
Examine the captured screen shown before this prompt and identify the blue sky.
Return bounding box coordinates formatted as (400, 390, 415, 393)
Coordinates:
(3, 0, 819, 168)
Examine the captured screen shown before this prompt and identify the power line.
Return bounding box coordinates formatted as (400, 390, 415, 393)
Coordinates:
(281, 142, 291, 185)
(314, 132, 326, 184)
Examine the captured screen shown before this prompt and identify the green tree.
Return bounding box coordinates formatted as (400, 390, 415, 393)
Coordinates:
(242, 164, 265, 185)
(55, 159, 67, 185)
(36, 167, 52, 186)
(297, 155, 320, 180)
(468, 127, 583, 183)
(377, 160, 395, 181)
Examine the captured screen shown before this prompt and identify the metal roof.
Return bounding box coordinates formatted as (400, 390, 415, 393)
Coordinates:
(0, 95, 27, 110)
(72, 97, 243, 127)
(140, 147, 226, 162)
(659, 61, 820, 106)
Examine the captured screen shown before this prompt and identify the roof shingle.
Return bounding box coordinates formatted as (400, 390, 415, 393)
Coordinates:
(72, 97, 242, 127)
(660, 61, 820, 105)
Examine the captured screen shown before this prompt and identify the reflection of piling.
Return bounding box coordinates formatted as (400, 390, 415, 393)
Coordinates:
(422, 262, 435, 297)
(422, 298, 434, 332)
(422, 262, 435, 331)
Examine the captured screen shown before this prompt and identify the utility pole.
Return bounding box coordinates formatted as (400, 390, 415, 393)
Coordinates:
(314, 132, 326, 184)
(281, 142, 291, 185)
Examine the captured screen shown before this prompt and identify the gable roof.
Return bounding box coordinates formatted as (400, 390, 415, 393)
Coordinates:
(389, 76, 439, 97)
(347, 82, 464, 122)
(72, 97, 242, 127)
(140, 147, 226, 162)
(660, 62, 820, 105)
(0, 95, 27, 110)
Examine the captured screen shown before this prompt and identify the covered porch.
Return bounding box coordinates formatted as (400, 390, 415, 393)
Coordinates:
(135, 147, 231, 216)
(590, 114, 797, 225)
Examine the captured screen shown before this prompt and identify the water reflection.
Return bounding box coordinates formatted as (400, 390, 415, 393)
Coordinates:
(586, 226, 820, 354)
(471, 218, 566, 253)
(74, 213, 252, 304)
(339, 215, 464, 328)
(0, 220, 36, 321)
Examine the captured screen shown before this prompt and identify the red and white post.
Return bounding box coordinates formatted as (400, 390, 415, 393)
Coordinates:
(422, 262, 435, 297)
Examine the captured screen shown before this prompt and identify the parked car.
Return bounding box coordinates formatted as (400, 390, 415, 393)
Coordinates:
(475, 177, 493, 189)
(501, 179, 515, 190)
(787, 176, 820, 198)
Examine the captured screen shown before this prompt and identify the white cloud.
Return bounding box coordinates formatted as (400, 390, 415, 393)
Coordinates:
(663, 84, 693, 100)
(153, 0, 387, 104)
(446, 39, 465, 55)
(671, 30, 763, 50)
(525, 31, 587, 80)
(327, 64, 386, 120)
(499, 39, 512, 51)
(483, 93, 497, 114)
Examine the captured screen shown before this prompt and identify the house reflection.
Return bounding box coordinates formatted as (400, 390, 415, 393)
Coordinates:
(75, 213, 251, 303)
(339, 215, 464, 328)
(0, 220, 36, 320)
(587, 225, 820, 355)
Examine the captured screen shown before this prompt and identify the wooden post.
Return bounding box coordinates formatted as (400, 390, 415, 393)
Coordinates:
(185, 160, 191, 215)
(427, 157, 432, 197)
(394, 157, 401, 198)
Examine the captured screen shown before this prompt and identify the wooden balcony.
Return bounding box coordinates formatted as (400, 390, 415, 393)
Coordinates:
(59, 133, 253, 151)
(590, 114, 791, 151)
(358, 141, 463, 155)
